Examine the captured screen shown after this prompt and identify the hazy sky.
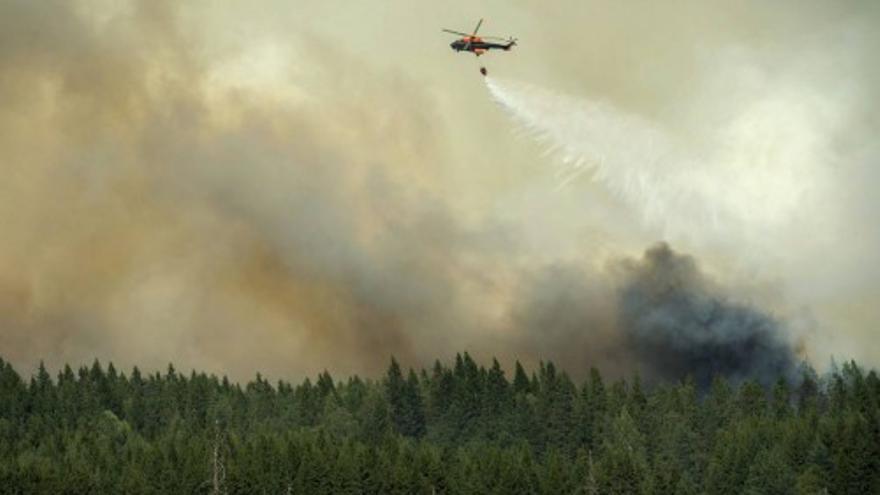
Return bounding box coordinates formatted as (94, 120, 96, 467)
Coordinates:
(1, 0, 877, 381)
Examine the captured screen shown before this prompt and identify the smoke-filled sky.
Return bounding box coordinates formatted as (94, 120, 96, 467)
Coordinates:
(1, 0, 878, 382)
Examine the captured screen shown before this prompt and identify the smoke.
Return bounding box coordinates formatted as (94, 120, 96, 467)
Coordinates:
(482, 55, 880, 369)
(485, 69, 839, 385)
(617, 243, 796, 387)
(0, 0, 497, 381)
(485, 76, 809, 384)
(0, 1, 874, 383)
(509, 243, 798, 386)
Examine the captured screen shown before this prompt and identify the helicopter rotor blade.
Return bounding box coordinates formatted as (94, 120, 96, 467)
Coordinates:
(471, 18, 483, 36)
(442, 29, 470, 36)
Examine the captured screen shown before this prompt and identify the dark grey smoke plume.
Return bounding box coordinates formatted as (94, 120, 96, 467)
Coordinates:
(509, 243, 798, 385)
(618, 243, 797, 387)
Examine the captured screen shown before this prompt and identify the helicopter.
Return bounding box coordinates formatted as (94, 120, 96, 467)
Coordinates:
(443, 19, 516, 74)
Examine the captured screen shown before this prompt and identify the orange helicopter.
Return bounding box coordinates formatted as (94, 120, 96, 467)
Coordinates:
(443, 19, 517, 75)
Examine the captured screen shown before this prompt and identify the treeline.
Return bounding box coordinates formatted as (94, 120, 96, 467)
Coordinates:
(0, 354, 878, 494)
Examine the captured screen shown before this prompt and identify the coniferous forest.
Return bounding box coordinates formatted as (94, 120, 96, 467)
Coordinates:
(0, 354, 878, 494)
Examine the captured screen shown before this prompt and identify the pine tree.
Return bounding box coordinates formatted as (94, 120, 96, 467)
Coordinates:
(403, 370, 426, 438)
(384, 358, 426, 438)
(737, 380, 767, 418)
(586, 367, 608, 450)
(595, 408, 649, 494)
(361, 388, 391, 444)
(513, 361, 531, 395)
(796, 363, 820, 415)
(743, 446, 795, 495)
(484, 358, 511, 426)
(830, 411, 878, 494)
(772, 378, 792, 420)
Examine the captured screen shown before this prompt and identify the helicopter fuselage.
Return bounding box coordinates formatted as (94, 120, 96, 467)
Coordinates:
(450, 37, 514, 56)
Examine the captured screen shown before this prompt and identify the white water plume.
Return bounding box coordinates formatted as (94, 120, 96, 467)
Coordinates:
(484, 76, 837, 252)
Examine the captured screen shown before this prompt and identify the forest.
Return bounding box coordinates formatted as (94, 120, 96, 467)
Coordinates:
(0, 354, 878, 494)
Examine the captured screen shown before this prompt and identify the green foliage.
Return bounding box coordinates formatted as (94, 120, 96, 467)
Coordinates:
(595, 408, 649, 494)
(0, 355, 877, 493)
